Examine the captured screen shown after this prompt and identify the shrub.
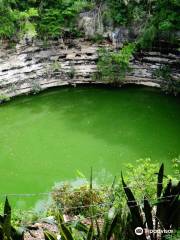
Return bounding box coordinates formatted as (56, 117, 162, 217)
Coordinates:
(95, 43, 135, 83)
(165, 230, 180, 240)
(51, 182, 109, 216)
(0, 1, 17, 39)
(124, 159, 160, 200)
(0, 94, 10, 104)
(137, 0, 180, 48)
(106, 0, 146, 26)
(67, 65, 76, 79)
(153, 65, 180, 95)
(0, 1, 39, 41)
(90, 34, 104, 44)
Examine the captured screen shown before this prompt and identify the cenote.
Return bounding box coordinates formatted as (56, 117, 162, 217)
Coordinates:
(0, 86, 180, 209)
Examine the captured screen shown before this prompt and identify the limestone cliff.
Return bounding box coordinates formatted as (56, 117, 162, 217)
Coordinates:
(0, 39, 179, 98)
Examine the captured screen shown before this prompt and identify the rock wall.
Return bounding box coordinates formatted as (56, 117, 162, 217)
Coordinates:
(0, 39, 179, 98)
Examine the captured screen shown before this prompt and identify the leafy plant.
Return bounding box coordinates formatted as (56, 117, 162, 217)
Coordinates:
(51, 60, 61, 73)
(40, 161, 180, 240)
(172, 156, 180, 180)
(0, 197, 24, 240)
(0, 0, 92, 41)
(138, 0, 180, 48)
(105, 0, 147, 25)
(95, 43, 135, 83)
(90, 34, 104, 44)
(122, 163, 180, 240)
(153, 65, 180, 94)
(67, 65, 76, 79)
(37, 0, 91, 39)
(0, 94, 10, 104)
(51, 168, 110, 217)
(52, 183, 108, 217)
(0, 0, 18, 39)
(165, 230, 180, 240)
(124, 159, 162, 199)
(31, 80, 41, 94)
(47, 169, 131, 240)
(17, 7, 38, 38)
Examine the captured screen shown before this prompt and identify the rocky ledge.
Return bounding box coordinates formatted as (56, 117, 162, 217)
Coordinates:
(0, 39, 179, 98)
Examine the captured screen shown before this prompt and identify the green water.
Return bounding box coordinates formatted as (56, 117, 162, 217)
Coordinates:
(0, 86, 180, 208)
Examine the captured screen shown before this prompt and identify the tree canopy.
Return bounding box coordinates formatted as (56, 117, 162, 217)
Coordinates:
(0, 0, 179, 48)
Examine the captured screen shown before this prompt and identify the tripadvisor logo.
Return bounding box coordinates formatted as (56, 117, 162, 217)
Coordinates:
(135, 227, 143, 235)
(135, 227, 174, 236)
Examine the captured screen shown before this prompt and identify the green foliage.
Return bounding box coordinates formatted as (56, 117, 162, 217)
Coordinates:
(31, 80, 41, 94)
(44, 230, 57, 240)
(90, 34, 104, 44)
(46, 191, 129, 240)
(165, 230, 180, 240)
(0, 0, 91, 41)
(17, 7, 38, 38)
(51, 183, 108, 217)
(124, 159, 160, 200)
(137, 0, 180, 48)
(0, 0, 179, 51)
(0, 1, 17, 39)
(0, 0, 39, 40)
(37, 0, 91, 39)
(138, 25, 157, 49)
(153, 65, 180, 94)
(44, 212, 87, 240)
(153, 65, 172, 81)
(124, 158, 180, 200)
(0, 161, 179, 240)
(0, 160, 178, 240)
(105, 0, 147, 26)
(0, 197, 24, 240)
(51, 60, 61, 72)
(47, 168, 129, 239)
(172, 156, 180, 180)
(47, 161, 180, 240)
(0, 94, 10, 104)
(102, 0, 180, 48)
(67, 65, 76, 79)
(0, 203, 40, 228)
(122, 163, 180, 240)
(96, 43, 135, 82)
(154, 0, 180, 32)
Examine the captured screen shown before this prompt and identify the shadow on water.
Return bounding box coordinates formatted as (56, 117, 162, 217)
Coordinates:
(9, 85, 180, 158)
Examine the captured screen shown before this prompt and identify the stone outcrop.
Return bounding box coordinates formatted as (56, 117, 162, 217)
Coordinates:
(0, 39, 179, 98)
(78, 6, 143, 48)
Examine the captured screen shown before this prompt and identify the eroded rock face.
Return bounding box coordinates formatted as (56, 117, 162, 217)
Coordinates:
(0, 39, 179, 98)
(0, 40, 97, 97)
(78, 7, 143, 48)
(78, 9, 104, 39)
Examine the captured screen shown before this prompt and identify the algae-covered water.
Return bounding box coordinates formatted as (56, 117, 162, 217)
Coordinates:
(0, 86, 179, 208)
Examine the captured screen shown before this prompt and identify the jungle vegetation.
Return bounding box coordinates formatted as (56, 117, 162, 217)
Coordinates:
(1, 0, 179, 92)
(0, 0, 179, 46)
(0, 2, 179, 239)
